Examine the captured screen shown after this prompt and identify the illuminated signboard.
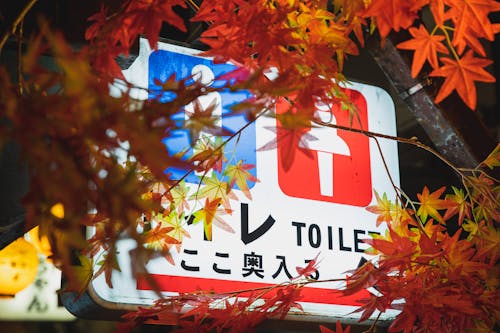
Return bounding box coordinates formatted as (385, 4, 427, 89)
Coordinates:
(0, 230, 75, 321)
(91, 39, 400, 323)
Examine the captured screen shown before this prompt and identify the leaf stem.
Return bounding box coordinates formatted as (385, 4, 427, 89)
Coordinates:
(438, 25, 460, 62)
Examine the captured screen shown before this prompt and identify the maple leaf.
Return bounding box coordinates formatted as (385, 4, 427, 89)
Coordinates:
(155, 211, 191, 254)
(94, 250, 122, 288)
(466, 174, 499, 222)
(473, 222, 500, 263)
(430, 51, 495, 109)
(440, 230, 486, 275)
(333, 0, 367, 45)
(390, 204, 418, 237)
(428, 0, 446, 26)
(343, 261, 378, 296)
(192, 173, 235, 213)
(352, 293, 393, 322)
(362, 0, 418, 39)
(264, 284, 304, 319)
(416, 186, 447, 223)
(64, 255, 94, 296)
(443, 186, 471, 225)
(320, 321, 351, 333)
(396, 25, 449, 77)
(84, 217, 123, 256)
(366, 227, 417, 267)
(388, 308, 418, 333)
(295, 253, 320, 278)
(481, 143, 500, 170)
(259, 104, 314, 172)
(124, 0, 187, 49)
(193, 198, 222, 241)
(366, 191, 394, 226)
(416, 225, 443, 259)
(116, 300, 180, 332)
(144, 224, 180, 264)
(184, 98, 232, 145)
(224, 161, 259, 200)
(190, 135, 225, 174)
(462, 219, 479, 239)
(169, 181, 191, 214)
(446, 0, 500, 47)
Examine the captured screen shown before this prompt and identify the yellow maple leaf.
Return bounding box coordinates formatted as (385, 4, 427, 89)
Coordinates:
(64, 255, 93, 296)
(482, 143, 500, 170)
(170, 181, 191, 214)
(191, 174, 235, 213)
(224, 160, 259, 200)
(417, 186, 447, 223)
(366, 191, 394, 226)
(155, 211, 191, 253)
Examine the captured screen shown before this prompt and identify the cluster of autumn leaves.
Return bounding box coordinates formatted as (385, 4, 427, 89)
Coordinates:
(350, 159, 500, 332)
(0, 0, 499, 332)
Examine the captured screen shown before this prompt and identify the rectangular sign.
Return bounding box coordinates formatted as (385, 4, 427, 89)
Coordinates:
(94, 39, 400, 323)
(0, 229, 75, 321)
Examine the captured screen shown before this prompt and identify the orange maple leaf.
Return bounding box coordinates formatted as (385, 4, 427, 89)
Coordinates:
(397, 24, 448, 77)
(416, 186, 447, 223)
(430, 51, 495, 109)
(144, 224, 180, 265)
(447, 0, 500, 48)
(443, 187, 471, 225)
(193, 200, 215, 242)
(192, 198, 234, 241)
(362, 0, 417, 39)
(365, 226, 417, 260)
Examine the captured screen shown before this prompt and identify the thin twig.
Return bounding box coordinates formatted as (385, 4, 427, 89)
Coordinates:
(17, 20, 24, 94)
(165, 106, 271, 194)
(0, 0, 38, 54)
(371, 136, 431, 238)
(363, 311, 382, 333)
(313, 119, 465, 178)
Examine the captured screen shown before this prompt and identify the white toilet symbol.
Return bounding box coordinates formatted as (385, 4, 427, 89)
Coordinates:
(300, 102, 350, 196)
(184, 64, 222, 143)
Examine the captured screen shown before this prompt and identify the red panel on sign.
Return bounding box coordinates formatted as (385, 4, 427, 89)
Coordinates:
(276, 89, 372, 206)
(137, 274, 368, 306)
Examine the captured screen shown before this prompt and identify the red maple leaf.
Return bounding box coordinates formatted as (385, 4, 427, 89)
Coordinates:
(397, 24, 449, 77)
(258, 100, 315, 172)
(125, 0, 187, 49)
(320, 321, 351, 333)
(430, 51, 495, 109)
(295, 253, 320, 278)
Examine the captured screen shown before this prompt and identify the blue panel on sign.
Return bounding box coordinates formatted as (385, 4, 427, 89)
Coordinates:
(148, 49, 257, 188)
